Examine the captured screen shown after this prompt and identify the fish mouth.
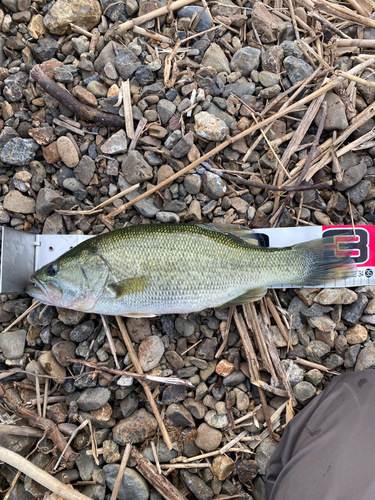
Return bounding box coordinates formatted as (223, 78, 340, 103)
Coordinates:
(27, 276, 60, 305)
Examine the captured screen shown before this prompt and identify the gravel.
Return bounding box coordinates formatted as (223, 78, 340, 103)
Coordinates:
(0, 2, 374, 499)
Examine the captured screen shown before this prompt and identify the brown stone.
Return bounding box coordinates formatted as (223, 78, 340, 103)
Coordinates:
(212, 455, 235, 481)
(43, 0, 102, 35)
(28, 14, 46, 39)
(28, 126, 56, 146)
(148, 124, 168, 139)
(215, 359, 235, 377)
(2, 101, 14, 120)
(91, 403, 113, 421)
(315, 329, 337, 349)
(252, 2, 286, 43)
(72, 86, 98, 107)
(345, 324, 368, 344)
(40, 59, 64, 79)
(43, 141, 61, 164)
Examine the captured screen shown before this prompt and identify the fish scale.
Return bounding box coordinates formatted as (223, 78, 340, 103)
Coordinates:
(27, 224, 356, 316)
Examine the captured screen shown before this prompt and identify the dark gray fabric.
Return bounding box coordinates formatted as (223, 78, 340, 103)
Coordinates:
(266, 370, 375, 500)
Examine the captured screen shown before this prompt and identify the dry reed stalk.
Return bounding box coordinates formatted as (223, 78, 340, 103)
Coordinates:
(244, 303, 278, 382)
(314, 0, 375, 28)
(233, 308, 275, 439)
(336, 38, 375, 47)
(216, 306, 234, 358)
(295, 357, 340, 374)
(132, 25, 173, 43)
(0, 424, 43, 437)
(252, 380, 289, 397)
(131, 448, 187, 500)
(116, 317, 173, 450)
(265, 297, 292, 348)
(257, 314, 297, 405)
(122, 80, 134, 140)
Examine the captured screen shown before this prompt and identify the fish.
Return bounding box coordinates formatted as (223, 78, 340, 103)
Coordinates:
(27, 223, 356, 317)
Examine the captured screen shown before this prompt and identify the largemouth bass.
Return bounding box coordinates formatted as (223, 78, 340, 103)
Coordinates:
(27, 224, 355, 317)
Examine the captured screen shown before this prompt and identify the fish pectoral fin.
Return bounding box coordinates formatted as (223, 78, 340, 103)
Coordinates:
(122, 312, 157, 318)
(196, 223, 267, 247)
(220, 287, 267, 306)
(107, 276, 149, 299)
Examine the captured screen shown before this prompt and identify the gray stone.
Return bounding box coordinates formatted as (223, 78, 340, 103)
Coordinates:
(36, 188, 64, 219)
(259, 71, 279, 87)
(162, 385, 187, 405)
(177, 6, 211, 32)
(101, 129, 127, 155)
(104, 465, 149, 500)
(114, 48, 142, 79)
(204, 410, 229, 429)
(180, 470, 214, 500)
(315, 93, 348, 131)
(121, 151, 153, 184)
(194, 112, 227, 141)
(335, 163, 367, 191)
(77, 388, 111, 411)
(230, 47, 261, 76)
(138, 335, 165, 372)
(305, 340, 331, 363)
(280, 41, 303, 59)
(280, 359, 304, 387)
(76, 449, 100, 481)
(342, 293, 369, 325)
(118, 177, 160, 218)
(346, 180, 371, 204)
(293, 381, 316, 404)
(205, 103, 237, 129)
(166, 403, 195, 427)
(171, 132, 194, 158)
(94, 42, 123, 73)
(157, 99, 176, 125)
(75, 156, 96, 185)
(355, 343, 375, 371)
(202, 171, 227, 199)
(255, 437, 278, 475)
(156, 211, 180, 223)
(4, 72, 29, 102)
(0, 330, 26, 359)
(201, 43, 230, 74)
(184, 174, 202, 194)
(0, 138, 39, 165)
(195, 423, 222, 451)
(119, 391, 138, 418)
(283, 56, 314, 84)
(222, 370, 246, 387)
(141, 441, 178, 465)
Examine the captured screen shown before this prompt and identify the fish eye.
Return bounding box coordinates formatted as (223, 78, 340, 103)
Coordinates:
(46, 264, 58, 277)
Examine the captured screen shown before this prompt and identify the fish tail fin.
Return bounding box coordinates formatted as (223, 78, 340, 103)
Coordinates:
(292, 235, 357, 286)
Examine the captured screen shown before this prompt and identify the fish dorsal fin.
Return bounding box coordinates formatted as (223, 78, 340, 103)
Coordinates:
(196, 223, 265, 247)
(220, 287, 267, 307)
(108, 276, 149, 299)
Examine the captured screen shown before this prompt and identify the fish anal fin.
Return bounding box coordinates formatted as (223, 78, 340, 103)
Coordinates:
(220, 287, 267, 307)
(122, 312, 157, 318)
(196, 223, 266, 247)
(108, 276, 149, 299)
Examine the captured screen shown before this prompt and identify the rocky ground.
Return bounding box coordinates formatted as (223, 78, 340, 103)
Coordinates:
(1, 0, 375, 499)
